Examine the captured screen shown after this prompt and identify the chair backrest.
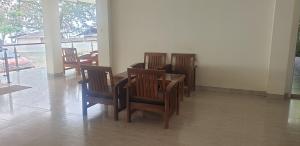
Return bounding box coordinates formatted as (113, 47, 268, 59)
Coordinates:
(144, 52, 167, 69)
(81, 65, 114, 94)
(128, 68, 166, 99)
(62, 48, 79, 64)
(171, 53, 195, 74)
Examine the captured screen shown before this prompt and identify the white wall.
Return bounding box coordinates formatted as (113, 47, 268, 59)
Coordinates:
(110, 0, 276, 91)
(267, 0, 300, 95)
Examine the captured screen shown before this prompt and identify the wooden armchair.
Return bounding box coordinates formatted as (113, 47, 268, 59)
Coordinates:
(126, 68, 178, 129)
(62, 48, 98, 74)
(131, 52, 168, 70)
(80, 65, 126, 121)
(168, 53, 196, 97)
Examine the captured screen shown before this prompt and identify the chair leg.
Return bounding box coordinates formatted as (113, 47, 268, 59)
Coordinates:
(126, 89, 131, 123)
(176, 96, 180, 116)
(164, 100, 170, 129)
(104, 105, 109, 117)
(114, 109, 118, 121)
(126, 105, 131, 123)
(180, 82, 184, 101)
(164, 112, 169, 129)
(82, 97, 87, 116)
(186, 87, 191, 97)
(193, 69, 196, 91)
(82, 85, 88, 116)
(114, 100, 118, 121)
(176, 85, 180, 115)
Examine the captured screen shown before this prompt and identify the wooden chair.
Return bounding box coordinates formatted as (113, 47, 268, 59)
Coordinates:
(62, 48, 98, 74)
(80, 65, 123, 121)
(126, 68, 178, 129)
(131, 52, 167, 70)
(79, 51, 99, 65)
(168, 53, 196, 97)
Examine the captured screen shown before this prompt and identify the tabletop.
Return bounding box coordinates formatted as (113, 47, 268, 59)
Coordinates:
(114, 71, 185, 82)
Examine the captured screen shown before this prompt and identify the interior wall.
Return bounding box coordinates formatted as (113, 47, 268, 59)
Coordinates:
(267, 0, 300, 95)
(110, 0, 276, 91)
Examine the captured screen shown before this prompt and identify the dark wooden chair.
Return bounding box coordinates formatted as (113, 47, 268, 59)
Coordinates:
(80, 65, 124, 121)
(168, 53, 196, 97)
(131, 52, 167, 70)
(126, 68, 178, 129)
(62, 48, 98, 74)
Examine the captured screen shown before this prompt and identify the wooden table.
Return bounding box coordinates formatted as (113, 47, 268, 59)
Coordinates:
(115, 71, 185, 82)
(113, 72, 185, 114)
(113, 75, 128, 111)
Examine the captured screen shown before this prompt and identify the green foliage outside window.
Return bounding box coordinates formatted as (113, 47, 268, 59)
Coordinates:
(0, 0, 96, 44)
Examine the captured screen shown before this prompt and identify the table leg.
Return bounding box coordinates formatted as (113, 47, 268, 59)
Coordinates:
(176, 83, 180, 115)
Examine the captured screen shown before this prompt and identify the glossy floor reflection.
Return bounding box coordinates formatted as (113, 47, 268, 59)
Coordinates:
(0, 68, 300, 146)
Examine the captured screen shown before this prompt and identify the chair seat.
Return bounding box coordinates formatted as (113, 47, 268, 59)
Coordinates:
(130, 96, 164, 105)
(86, 85, 113, 98)
(88, 91, 113, 99)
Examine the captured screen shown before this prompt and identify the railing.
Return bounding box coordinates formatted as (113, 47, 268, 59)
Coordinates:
(2, 42, 45, 71)
(0, 39, 97, 72)
(0, 47, 11, 83)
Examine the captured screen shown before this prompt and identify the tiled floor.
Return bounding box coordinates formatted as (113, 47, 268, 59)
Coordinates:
(0, 68, 300, 146)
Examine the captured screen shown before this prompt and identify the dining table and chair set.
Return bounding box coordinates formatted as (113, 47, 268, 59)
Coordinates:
(78, 52, 197, 129)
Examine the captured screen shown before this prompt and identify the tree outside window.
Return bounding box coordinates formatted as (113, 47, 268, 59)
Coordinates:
(0, 0, 96, 44)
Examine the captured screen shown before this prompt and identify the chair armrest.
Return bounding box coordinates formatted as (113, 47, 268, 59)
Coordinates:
(165, 81, 178, 105)
(166, 81, 177, 94)
(90, 51, 98, 58)
(130, 63, 145, 69)
(78, 51, 98, 60)
(114, 77, 128, 89)
(163, 64, 172, 73)
(78, 54, 91, 60)
(125, 79, 136, 88)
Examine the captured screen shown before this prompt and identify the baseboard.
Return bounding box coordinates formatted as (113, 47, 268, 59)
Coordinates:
(197, 86, 290, 99)
(197, 86, 266, 97)
(266, 93, 285, 99)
